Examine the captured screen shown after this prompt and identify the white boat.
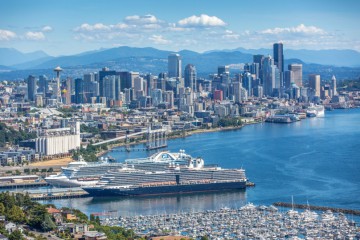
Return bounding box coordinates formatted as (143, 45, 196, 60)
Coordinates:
(306, 104, 325, 118)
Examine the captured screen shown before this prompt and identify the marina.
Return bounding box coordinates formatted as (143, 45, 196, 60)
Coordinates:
(103, 204, 360, 239)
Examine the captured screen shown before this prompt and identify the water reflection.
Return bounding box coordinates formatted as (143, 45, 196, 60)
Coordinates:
(41, 190, 246, 217)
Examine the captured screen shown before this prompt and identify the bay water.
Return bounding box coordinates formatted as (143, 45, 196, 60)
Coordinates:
(40, 109, 360, 217)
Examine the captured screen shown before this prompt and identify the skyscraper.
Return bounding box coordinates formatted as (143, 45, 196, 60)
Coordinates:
(168, 53, 182, 79)
(184, 64, 197, 93)
(38, 75, 48, 95)
(83, 73, 96, 103)
(74, 78, 83, 104)
(288, 64, 303, 87)
(308, 74, 321, 97)
(273, 43, 284, 74)
(99, 67, 116, 97)
(253, 55, 264, 77)
(262, 56, 279, 96)
(218, 65, 230, 76)
(27, 75, 37, 101)
(103, 75, 121, 101)
(284, 70, 294, 89)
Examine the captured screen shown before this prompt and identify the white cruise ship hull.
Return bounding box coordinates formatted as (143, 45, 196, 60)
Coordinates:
(45, 176, 99, 188)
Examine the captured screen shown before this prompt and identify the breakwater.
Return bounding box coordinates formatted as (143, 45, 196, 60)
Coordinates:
(274, 202, 360, 216)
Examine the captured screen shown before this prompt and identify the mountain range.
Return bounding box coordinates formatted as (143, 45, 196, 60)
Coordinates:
(0, 46, 359, 81)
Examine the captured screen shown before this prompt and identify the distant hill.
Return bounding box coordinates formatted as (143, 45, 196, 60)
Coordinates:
(30, 46, 172, 70)
(232, 47, 360, 67)
(0, 48, 49, 66)
(0, 46, 359, 81)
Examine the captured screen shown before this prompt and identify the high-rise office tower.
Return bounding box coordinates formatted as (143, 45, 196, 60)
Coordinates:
(273, 43, 284, 74)
(242, 72, 253, 97)
(331, 75, 337, 96)
(288, 64, 302, 87)
(232, 81, 242, 103)
(253, 55, 264, 77)
(218, 65, 230, 76)
(284, 70, 294, 89)
(38, 75, 48, 95)
(145, 74, 156, 96)
(27, 75, 37, 101)
(163, 90, 174, 109)
(83, 73, 96, 103)
(168, 53, 182, 78)
(74, 78, 83, 104)
(262, 56, 279, 96)
(184, 64, 197, 93)
(250, 63, 260, 79)
(103, 75, 121, 101)
(99, 67, 116, 97)
(308, 74, 321, 97)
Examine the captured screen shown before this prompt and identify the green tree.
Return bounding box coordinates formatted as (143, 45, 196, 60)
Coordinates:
(7, 205, 26, 223)
(41, 214, 56, 231)
(9, 229, 24, 240)
(28, 204, 47, 230)
(0, 203, 5, 215)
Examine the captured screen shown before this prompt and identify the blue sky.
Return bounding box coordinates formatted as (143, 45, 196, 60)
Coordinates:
(1, 0, 359, 56)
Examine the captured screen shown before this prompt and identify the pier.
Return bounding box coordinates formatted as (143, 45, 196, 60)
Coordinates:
(273, 202, 360, 216)
(29, 191, 89, 200)
(146, 128, 167, 150)
(0, 182, 49, 189)
(11, 188, 89, 200)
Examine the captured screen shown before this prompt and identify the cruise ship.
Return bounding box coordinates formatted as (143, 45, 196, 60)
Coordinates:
(44, 156, 123, 187)
(82, 152, 247, 197)
(306, 104, 325, 117)
(45, 151, 191, 187)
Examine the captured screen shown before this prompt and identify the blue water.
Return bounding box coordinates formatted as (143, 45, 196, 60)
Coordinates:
(40, 109, 360, 216)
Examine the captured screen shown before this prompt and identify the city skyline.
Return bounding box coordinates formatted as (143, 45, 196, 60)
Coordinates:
(1, 0, 360, 56)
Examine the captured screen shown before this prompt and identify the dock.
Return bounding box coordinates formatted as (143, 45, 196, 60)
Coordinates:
(29, 190, 89, 200)
(273, 202, 360, 216)
(0, 182, 49, 189)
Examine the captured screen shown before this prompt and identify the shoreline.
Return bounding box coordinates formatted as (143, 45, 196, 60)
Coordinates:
(14, 123, 256, 169)
(98, 125, 247, 157)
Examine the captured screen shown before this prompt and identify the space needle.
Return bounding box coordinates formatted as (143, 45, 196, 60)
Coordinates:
(54, 66, 63, 103)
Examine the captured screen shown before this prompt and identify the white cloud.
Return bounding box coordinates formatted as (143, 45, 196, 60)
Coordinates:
(149, 35, 171, 44)
(178, 14, 226, 28)
(261, 24, 326, 35)
(0, 29, 17, 40)
(124, 14, 159, 25)
(42, 26, 53, 32)
(25, 31, 45, 40)
(75, 23, 113, 32)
